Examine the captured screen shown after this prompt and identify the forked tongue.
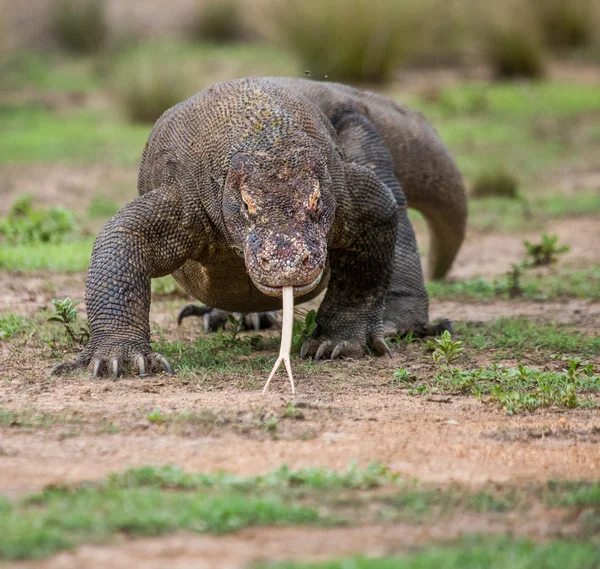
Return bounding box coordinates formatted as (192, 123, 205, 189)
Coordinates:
(262, 286, 295, 394)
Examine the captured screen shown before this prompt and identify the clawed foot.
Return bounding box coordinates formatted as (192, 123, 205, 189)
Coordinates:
(51, 341, 173, 378)
(177, 305, 278, 332)
(300, 335, 391, 361)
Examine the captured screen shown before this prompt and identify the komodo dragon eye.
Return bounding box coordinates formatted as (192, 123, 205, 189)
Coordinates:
(308, 180, 322, 214)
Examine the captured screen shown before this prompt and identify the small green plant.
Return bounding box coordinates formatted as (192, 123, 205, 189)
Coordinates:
(506, 263, 524, 298)
(0, 195, 77, 245)
(471, 167, 519, 199)
(0, 314, 28, 341)
(523, 234, 570, 267)
(146, 409, 167, 425)
(283, 403, 304, 420)
(263, 417, 278, 432)
(47, 298, 90, 346)
(191, 0, 247, 43)
(427, 330, 464, 367)
(292, 310, 318, 353)
(53, 0, 108, 54)
(390, 368, 416, 387)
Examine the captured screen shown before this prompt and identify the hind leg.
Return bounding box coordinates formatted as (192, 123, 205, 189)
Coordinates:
(330, 106, 451, 338)
(177, 305, 278, 332)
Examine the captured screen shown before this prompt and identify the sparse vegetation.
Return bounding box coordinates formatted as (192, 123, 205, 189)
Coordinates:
(0, 314, 28, 341)
(470, 167, 519, 199)
(0, 195, 77, 246)
(116, 58, 191, 124)
(273, 0, 424, 83)
(533, 0, 597, 49)
(263, 538, 600, 569)
(52, 0, 108, 54)
(191, 0, 247, 43)
(396, 360, 599, 414)
(1, 462, 600, 562)
(523, 234, 570, 267)
(47, 298, 89, 346)
(486, 29, 546, 79)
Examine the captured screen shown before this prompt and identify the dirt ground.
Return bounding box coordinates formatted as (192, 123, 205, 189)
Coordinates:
(1, 199, 600, 566)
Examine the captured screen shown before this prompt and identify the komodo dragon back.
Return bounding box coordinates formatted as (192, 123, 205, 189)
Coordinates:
(266, 78, 468, 280)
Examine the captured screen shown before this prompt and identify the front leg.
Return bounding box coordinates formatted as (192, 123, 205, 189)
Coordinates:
(301, 163, 397, 360)
(53, 187, 205, 377)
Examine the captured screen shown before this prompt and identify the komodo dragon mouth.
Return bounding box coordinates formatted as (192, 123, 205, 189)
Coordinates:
(252, 271, 323, 298)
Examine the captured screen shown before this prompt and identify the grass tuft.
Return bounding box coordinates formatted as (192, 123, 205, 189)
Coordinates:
(272, 0, 423, 83)
(487, 29, 546, 79)
(116, 58, 190, 124)
(52, 0, 108, 54)
(191, 0, 247, 43)
(470, 167, 519, 199)
(533, 0, 597, 49)
(0, 315, 28, 341)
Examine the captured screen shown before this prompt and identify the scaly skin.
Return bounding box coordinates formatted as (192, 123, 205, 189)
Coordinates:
(53, 77, 467, 377)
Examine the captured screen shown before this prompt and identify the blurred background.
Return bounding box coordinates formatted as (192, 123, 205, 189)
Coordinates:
(1, 0, 599, 296)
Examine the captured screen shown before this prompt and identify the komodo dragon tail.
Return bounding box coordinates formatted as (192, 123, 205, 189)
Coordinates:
(361, 94, 468, 280)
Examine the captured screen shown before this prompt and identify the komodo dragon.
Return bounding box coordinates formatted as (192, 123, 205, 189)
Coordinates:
(53, 77, 467, 377)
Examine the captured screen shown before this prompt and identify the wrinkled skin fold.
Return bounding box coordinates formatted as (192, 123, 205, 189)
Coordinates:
(52, 77, 466, 379)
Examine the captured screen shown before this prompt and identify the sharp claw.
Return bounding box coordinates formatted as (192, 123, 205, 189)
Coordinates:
(93, 360, 101, 377)
(136, 355, 146, 377)
(156, 354, 173, 374)
(250, 312, 261, 331)
(266, 312, 280, 328)
(203, 313, 211, 333)
(372, 336, 392, 358)
(315, 342, 329, 361)
(300, 341, 310, 360)
(331, 342, 346, 360)
(111, 358, 119, 378)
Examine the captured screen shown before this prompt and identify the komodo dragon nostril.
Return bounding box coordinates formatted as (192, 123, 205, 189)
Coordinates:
(260, 253, 270, 269)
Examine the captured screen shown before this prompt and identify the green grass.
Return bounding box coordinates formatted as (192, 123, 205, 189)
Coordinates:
(454, 318, 600, 357)
(1, 52, 103, 93)
(0, 239, 94, 272)
(0, 464, 398, 560)
(0, 407, 81, 430)
(264, 538, 600, 569)
(0, 314, 28, 340)
(1, 487, 324, 560)
(402, 363, 598, 414)
(404, 82, 600, 185)
(427, 266, 600, 301)
(0, 104, 149, 167)
(152, 332, 280, 376)
(2, 463, 599, 561)
(461, 192, 600, 233)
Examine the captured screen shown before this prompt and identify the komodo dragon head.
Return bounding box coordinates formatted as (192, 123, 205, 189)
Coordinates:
(223, 145, 335, 298)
